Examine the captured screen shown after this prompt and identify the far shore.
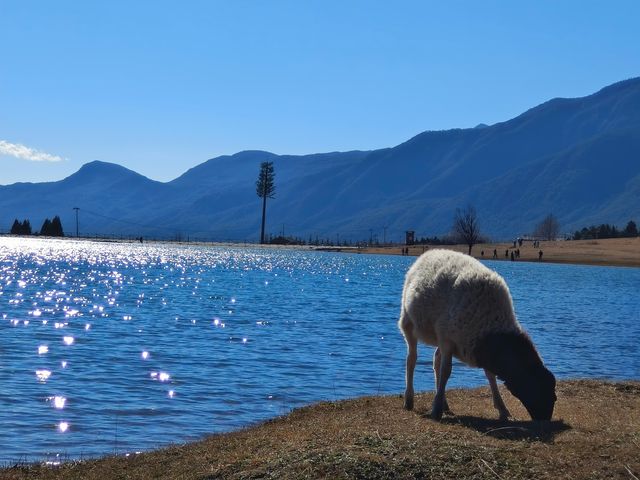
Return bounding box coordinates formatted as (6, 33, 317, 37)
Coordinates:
(2, 234, 639, 268)
(325, 237, 640, 268)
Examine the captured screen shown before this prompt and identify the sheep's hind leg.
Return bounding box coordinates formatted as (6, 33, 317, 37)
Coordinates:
(402, 325, 418, 411)
(433, 348, 452, 414)
(431, 347, 452, 421)
(485, 370, 511, 420)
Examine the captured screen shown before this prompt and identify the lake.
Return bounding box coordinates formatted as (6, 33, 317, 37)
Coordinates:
(0, 237, 638, 463)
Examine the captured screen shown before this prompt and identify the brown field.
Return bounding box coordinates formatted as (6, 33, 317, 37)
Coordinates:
(2, 380, 638, 480)
(343, 237, 640, 268)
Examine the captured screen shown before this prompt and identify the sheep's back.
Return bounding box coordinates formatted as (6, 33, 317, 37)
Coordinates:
(402, 250, 521, 365)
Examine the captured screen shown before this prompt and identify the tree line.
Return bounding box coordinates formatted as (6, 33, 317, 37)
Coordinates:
(572, 220, 637, 240)
(9, 216, 65, 237)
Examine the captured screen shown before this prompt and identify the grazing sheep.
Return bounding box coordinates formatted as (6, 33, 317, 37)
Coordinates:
(398, 249, 556, 421)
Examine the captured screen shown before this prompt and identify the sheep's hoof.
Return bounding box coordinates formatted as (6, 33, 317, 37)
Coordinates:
(403, 397, 414, 411)
(430, 406, 444, 421)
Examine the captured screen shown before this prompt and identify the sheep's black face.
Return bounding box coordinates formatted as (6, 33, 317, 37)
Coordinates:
(509, 365, 557, 420)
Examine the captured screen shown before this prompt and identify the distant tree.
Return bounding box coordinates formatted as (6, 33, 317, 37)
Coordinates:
(452, 205, 481, 255)
(22, 219, 32, 235)
(534, 214, 560, 241)
(623, 220, 638, 237)
(10, 219, 21, 234)
(598, 224, 617, 239)
(255, 161, 275, 244)
(40, 218, 52, 236)
(50, 216, 64, 236)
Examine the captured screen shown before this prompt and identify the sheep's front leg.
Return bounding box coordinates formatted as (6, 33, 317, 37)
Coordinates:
(485, 370, 511, 420)
(433, 348, 452, 414)
(403, 331, 418, 411)
(431, 347, 452, 420)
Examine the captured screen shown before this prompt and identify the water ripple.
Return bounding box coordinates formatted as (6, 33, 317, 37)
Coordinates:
(0, 237, 638, 462)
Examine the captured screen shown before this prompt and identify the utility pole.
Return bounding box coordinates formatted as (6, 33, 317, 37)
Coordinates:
(73, 207, 79, 237)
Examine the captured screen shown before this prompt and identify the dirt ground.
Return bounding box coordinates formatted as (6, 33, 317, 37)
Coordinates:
(2, 380, 639, 480)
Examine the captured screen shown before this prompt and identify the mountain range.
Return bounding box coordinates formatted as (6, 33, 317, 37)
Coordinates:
(2, 77, 640, 242)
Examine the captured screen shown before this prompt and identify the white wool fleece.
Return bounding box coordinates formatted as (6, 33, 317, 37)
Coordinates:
(399, 249, 523, 366)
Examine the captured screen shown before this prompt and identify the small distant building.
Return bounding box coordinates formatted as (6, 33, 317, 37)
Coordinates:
(405, 230, 415, 246)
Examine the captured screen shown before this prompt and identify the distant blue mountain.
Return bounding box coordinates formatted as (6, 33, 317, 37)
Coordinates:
(1, 77, 639, 242)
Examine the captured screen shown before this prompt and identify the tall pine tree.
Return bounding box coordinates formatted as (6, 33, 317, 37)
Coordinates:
(255, 161, 275, 244)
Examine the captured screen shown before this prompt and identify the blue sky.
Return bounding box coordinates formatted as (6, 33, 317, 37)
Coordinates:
(1, 1, 639, 185)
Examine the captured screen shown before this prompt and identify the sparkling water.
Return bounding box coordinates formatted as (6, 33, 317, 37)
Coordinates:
(0, 237, 638, 462)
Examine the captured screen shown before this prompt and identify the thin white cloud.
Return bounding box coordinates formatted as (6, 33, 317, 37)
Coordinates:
(0, 140, 64, 162)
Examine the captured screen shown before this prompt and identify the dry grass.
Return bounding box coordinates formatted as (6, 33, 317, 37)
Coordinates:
(351, 237, 640, 267)
(3, 380, 639, 479)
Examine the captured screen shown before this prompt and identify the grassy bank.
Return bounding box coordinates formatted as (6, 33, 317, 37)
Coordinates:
(3, 380, 638, 479)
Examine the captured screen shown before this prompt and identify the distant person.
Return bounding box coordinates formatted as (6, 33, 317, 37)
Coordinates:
(493, 249, 498, 259)
(516, 248, 520, 258)
(539, 250, 543, 261)
(139, 236, 143, 244)
(505, 250, 509, 258)
(510, 251, 515, 261)
(481, 250, 484, 257)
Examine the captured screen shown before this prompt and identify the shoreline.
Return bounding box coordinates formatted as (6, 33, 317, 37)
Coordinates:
(3, 235, 639, 268)
(3, 379, 638, 479)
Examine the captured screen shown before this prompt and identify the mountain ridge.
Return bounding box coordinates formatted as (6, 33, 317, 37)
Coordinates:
(1, 77, 639, 241)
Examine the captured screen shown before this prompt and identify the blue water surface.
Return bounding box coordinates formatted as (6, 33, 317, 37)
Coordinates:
(0, 237, 638, 462)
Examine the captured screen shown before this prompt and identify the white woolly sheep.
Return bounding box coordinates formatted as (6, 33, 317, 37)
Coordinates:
(398, 249, 556, 421)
